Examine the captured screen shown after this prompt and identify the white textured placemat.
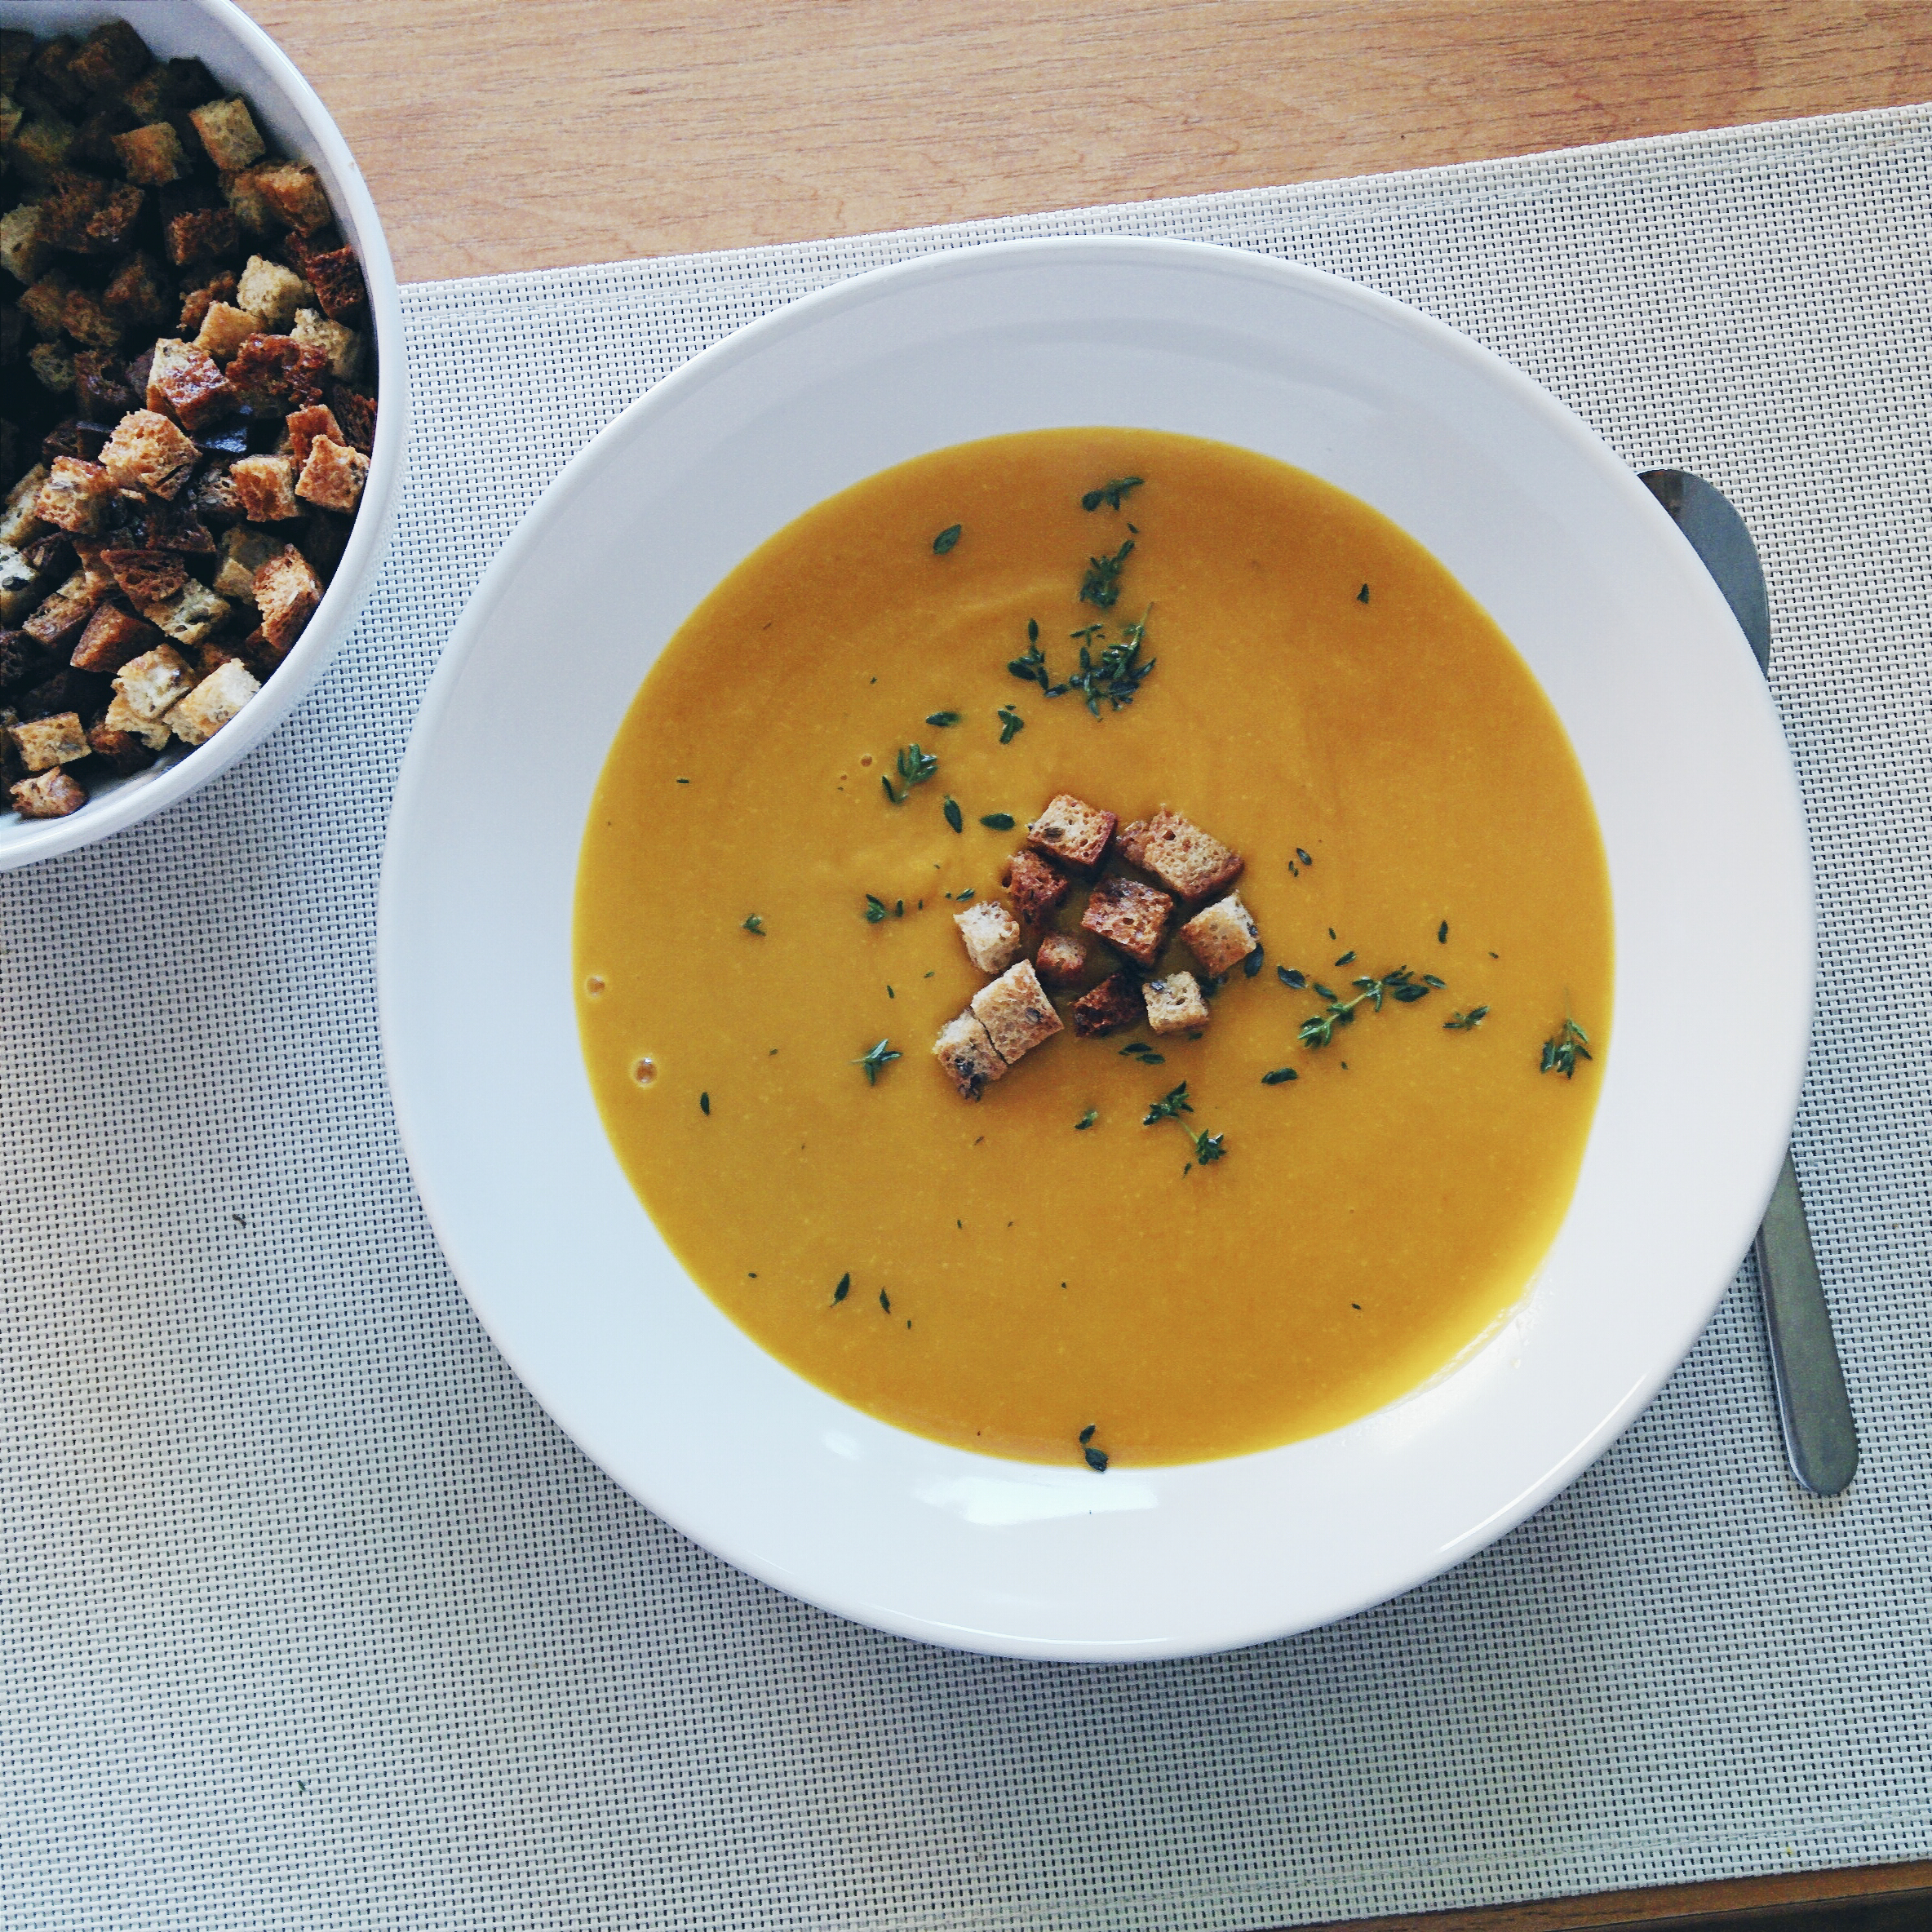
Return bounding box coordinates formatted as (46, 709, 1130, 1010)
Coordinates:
(5, 106, 1931, 1931)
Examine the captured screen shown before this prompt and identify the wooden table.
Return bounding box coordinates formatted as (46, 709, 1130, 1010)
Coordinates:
(240, 4, 1932, 1925)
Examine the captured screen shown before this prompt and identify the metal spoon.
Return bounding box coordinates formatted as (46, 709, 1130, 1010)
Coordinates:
(1641, 468, 1859, 1496)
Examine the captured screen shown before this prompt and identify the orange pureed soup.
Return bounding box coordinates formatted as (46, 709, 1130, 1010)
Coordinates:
(575, 430, 1612, 1467)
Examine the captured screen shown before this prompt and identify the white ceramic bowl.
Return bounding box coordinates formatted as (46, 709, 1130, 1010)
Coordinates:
(0, 0, 405, 871)
(380, 238, 1813, 1661)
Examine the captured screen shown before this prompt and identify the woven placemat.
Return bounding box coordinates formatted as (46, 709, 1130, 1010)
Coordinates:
(4, 106, 1930, 1931)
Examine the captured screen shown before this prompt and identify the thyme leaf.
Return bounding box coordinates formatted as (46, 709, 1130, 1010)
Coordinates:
(979, 812, 1016, 830)
(998, 705, 1025, 744)
(933, 524, 962, 554)
(1261, 1066, 1299, 1084)
(854, 1039, 902, 1084)
(1539, 1014, 1593, 1077)
(1079, 538, 1135, 609)
(864, 894, 888, 923)
(942, 795, 963, 833)
(742, 914, 764, 934)
(1081, 476, 1143, 512)
(1075, 1108, 1099, 1130)
(832, 1273, 850, 1304)
(925, 710, 962, 727)
(1443, 1005, 1489, 1031)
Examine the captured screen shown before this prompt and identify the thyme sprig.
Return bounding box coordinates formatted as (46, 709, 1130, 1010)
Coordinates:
(881, 742, 939, 804)
(853, 1039, 902, 1084)
(1443, 1005, 1489, 1031)
(1540, 1014, 1593, 1077)
(997, 705, 1025, 743)
(1142, 1080, 1226, 1165)
(1061, 611, 1155, 715)
(1298, 966, 1434, 1048)
(1079, 538, 1135, 609)
(1081, 476, 1143, 512)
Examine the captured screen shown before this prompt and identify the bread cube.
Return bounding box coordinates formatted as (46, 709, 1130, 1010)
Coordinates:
(145, 338, 237, 432)
(1180, 893, 1260, 977)
(8, 710, 87, 771)
(212, 526, 282, 603)
(295, 436, 367, 513)
(163, 205, 239, 268)
(19, 269, 71, 339)
(232, 454, 300, 522)
(0, 204, 50, 286)
(27, 342, 72, 396)
(219, 166, 277, 235)
(23, 566, 110, 648)
(112, 121, 188, 184)
(103, 687, 171, 750)
(1117, 807, 1243, 901)
(1033, 932, 1090, 986)
(113, 643, 196, 720)
(188, 98, 264, 172)
(332, 388, 375, 454)
(1080, 875, 1173, 968)
(252, 543, 321, 650)
(282, 404, 343, 467)
(70, 600, 159, 674)
(1005, 848, 1070, 925)
(1070, 970, 1143, 1038)
(166, 655, 257, 745)
(69, 20, 150, 93)
(0, 543, 47, 623)
(193, 299, 256, 364)
(955, 897, 1025, 975)
(235, 254, 309, 330)
(12, 114, 77, 183)
(255, 161, 332, 233)
(1026, 791, 1116, 873)
(1143, 973, 1211, 1035)
(86, 715, 160, 775)
(303, 245, 367, 326)
(227, 333, 326, 412)
(0, 466, 49, 549)
(100, 409, 200, 499)
(970, 958, 1062, 1066)
(102, 251, 168, 327)
(138, 578, 230, 649)
(290, 307, 362, 382)
(10, 767, 85, 817)
(34, 457, 113, 534)
(933, 1010, 1006, 1101)
(103, 548, 187, 606)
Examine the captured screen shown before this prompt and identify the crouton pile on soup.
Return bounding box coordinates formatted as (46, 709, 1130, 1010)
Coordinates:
(574, 428, 1615, 1470)
(0, 19, 376, 821)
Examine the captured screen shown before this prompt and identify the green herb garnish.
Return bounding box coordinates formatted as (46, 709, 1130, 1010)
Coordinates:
(881, 742, 940, 804)
(1278, 966, 1306, 989)
(980, 812, 1016, 830)
(699, 1092, 711, 1114)
(864, 894, 888, 923)
(1296, 848, 1314, 866)
(1357, 583, 1371, 604)
(832, 1273, 850, 1304)
(1082, 476, 1143, 512)
(1261, 1066, 1298, 1084)
(742, 914, 764, 934)
(1075, 1108, 1098, 1131)
(926, 710, 962, 727)
(1443, 1006, 1489, 1031)
(1540, 1014, 1592, 1077)
(942, 795, 963, 833)
(1334, 950, 1355, 966)
(1438, 920, 1449, 943)
(933, 524, 962, 554)
(1008, 641, 1049, 689)
(1079, 538, 1135, 609)
(1061, 609, 1155, 715)
(879, 1288, 892, 1312)
(1243, 947, 1265, 978)
(1298, 967, 1434, 1048)
(854, 1039, 902, 1084)
(1142, 1080, 1225, 1165)
(996, 704, 1026, 745)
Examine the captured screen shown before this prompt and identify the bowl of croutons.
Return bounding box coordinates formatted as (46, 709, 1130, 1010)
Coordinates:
(0, 1, 403, 868)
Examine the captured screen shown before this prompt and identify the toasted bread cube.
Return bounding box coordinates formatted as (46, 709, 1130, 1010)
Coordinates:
(933, 1010, 1006, 1101)
(12, 115, 78, 184)
(252, 543, 321, 650)
(226, 332, 326, 412)
(145, 339, 236, 432)
(24, 566, 110, 647)
(60, 287, 125, 351)
(1005, 848, 1070, 924)
(11, 766, 85, 817)
(9, 710, 87, 771)
(100, 251, 166, 329)
(163, 205, 238, 268)
(1026, 791, 1115, 873)
(1070, 970, 1143, 1038)
(100, 409, 200, 499)
(0, 204, 50, 286)
(298, 513, 349, 585)
(19, 269, 71, 339)
(113, 643, 196, 720)
(282, 405, 343, 467)
(193, 299, 256, 364)
(295, 435, 367, 514)
(955, 897, 1025, 976)
(332, 387, 375, 454)
(139, 578, 230, 649)
(235, 253, 309, 330)
(165, 655, 256, 744)
(188, 97, 264, 172)
(211, 525, 282, 603)
(71, 20, 151, 91)
(86, 715, 160, 775)
(1034, 931, 1091, 986)
(970, 958, 1062, 1066)
(112, 120, 188, 184)
(1081, 875, 1173, 969)
(1143, 972, 1211, 1035)
(103, 687, 171, 749)
(70, 599, 159, 673)
(1119, 806, 1243, 901)
(103, 548, 187, 606)
(192, 461, 243, 526)
(255, 161, 332, 233)
(303, 245, 367, 326)
(231, 454, 300, 522)
(0, 543, 47, 622)
(0, 466, 50, 549)
(34, 458, 113, 535)
(290, 307, 362, 382)
(1180, 893, 1260, 977)
(219, 166, 277, 235)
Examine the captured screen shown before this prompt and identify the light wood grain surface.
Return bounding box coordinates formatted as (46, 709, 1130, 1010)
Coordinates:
(229, 2, 1932, 1925)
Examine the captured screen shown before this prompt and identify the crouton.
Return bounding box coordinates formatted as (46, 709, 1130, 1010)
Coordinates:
(113, 642, 194, 720)
(0, 545, 47, 623)
(138, 578, 230, 649)
(219, 166, 277, 235)
(211, 526, 281, 603)
(11, 116, 78, 185)
(69, 20, 150, 93)
(298, 513, 349, 584)
(188, 97, 264, 172)
(1004, 848, 1070, 924)
(70, 600, 159, 674)
(933, 1010, 1006, 1101)
(100, 409, 199, 499)
(1143, 973, 1211, 1035)
(1180, 893, 1260, 977)
(0, 466, 49, 549)
(254, 160, 331, 233)
(955, 897, 1025, 975)
(1081, 875, 1173, 968)
(101, 250, 167, 326)
(8, 709, 86, 771)
(290, 307, 362, 382)
(295, 435, 367, 514)
(73, 351, 135, 422)
(19, 268, 71, 339)
(191, 461, 243, 526)
(251, 543, 320, 651)
(163, 204, 239, 268)
(0, 204, 50, 286)
(61, 180, 144, 256)
(1117, 806, 1243, 901)
(178, 269, 237, 336)
(1070, 970, 1143, 1038)
(302, 245, 367, 327)
(10, 766, 85, 817)
(101, 548, 186, 606)
(231, 454, 299, 522)
(235, 253, 309, 330)
(165, 655, 256, 744)
(970, 958, 1062, 1065)
(23, 565, 109, 647)
(331, 388, 375, 454)
(144, 338, 236, 432)
(1034, 931, 1091, 986)
(103, 687, 171, 749)
(112, 120, 187, 184)
(193, 299, 255, 364)
(33, 457, 113, 534)
(60, 287, 124, 351)
(86, 715, 159, 776)
(1026, 791, 1116, 873)
(282, 405, 343, 467)
(225, 332, 326, 411)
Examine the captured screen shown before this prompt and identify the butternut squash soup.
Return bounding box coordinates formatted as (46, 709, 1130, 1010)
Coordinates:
(574, 429, 1612, 1469)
